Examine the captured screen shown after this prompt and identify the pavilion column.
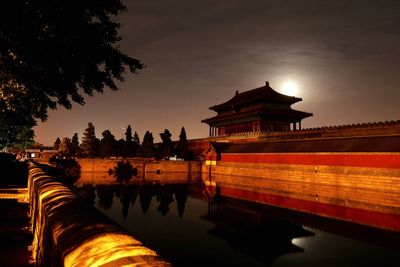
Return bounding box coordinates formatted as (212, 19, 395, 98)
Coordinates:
(209, 126, 212, 137)
(299, 121, 302, 130)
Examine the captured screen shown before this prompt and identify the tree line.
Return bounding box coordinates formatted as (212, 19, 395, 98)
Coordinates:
(54, 123, 194, 160)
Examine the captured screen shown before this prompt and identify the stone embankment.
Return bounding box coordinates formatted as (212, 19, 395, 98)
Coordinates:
(28, 163, 171, 267)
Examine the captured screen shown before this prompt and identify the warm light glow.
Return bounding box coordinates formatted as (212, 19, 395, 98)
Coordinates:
(281, 80, 299, 96)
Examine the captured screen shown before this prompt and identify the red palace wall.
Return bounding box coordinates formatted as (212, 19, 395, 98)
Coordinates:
(221, 152, 400, 169)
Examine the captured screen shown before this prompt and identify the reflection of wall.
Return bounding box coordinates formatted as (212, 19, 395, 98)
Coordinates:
(77, 159, 201, 184)
(201, 159, 400, 231)
(199, 195, 312, 264)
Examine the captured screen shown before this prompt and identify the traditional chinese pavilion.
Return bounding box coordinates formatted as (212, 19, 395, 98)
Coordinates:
(201, 81, 313, 136)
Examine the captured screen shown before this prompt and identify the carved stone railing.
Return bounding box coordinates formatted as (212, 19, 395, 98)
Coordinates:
(28, 163, 171, 267)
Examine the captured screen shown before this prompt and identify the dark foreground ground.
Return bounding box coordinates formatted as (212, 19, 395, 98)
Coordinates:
(0, 153, 32, 266)
(0, 188, 32, 266)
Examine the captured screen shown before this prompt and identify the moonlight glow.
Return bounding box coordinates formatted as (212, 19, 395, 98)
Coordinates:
(281, 81, 299, 96)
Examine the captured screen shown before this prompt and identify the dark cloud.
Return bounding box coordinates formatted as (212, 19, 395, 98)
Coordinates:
(34, 0, 400, 144)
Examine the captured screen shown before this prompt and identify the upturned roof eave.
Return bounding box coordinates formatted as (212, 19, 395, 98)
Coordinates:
(209, 82, 305, 110)
(202, 110, 313, 125)
(209, 94, 302, 111)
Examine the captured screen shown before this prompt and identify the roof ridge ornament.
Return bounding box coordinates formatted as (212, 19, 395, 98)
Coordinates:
(265, 81, 269, 86)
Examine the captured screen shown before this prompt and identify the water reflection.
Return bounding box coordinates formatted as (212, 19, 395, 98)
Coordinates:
(97, 186, 114, 209)
(75, 182, 312, 265)
(202, 195, 314, 264)
(80, 183, 191, 218)
(75, 184, 96, 205)
(75, 182, 400, 266)
(108, 160, 138, 183)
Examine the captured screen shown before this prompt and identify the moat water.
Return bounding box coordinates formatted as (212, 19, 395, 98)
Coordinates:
(76, 182, 400, 267)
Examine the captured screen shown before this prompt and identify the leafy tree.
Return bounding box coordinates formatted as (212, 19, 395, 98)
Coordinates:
(99, 130, 116, 157)
(159, 129, 174, 159)
(70, 133, 79, 156)
(0, 111, 35, 149)
(140, 131, 154, 158)
(53, 137, 61, 151)
(176, 127, 191, 160)
(58, 137, 72, 157)
(0, 1, 143, 146)
(80, 122, 98, 157)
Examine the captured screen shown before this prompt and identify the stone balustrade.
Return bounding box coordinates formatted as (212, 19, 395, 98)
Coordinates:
(28, 163, 171, 267)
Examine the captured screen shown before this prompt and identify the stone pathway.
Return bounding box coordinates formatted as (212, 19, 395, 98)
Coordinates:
(0, 188, 33, 266)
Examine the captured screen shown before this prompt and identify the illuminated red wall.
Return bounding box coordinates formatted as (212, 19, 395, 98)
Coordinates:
(221, 153, 400, 168)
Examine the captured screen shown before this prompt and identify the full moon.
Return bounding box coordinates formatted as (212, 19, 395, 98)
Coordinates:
(281, 80, 299, 96)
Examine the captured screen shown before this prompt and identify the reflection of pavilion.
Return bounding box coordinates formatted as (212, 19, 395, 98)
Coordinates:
(200, 196, 314, 264)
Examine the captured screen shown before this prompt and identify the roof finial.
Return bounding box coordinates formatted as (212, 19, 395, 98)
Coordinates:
(235, 90, 239, 95)
(265, 81, 269, 86)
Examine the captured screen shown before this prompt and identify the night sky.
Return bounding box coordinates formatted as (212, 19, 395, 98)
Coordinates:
(34, 0, 400, 145)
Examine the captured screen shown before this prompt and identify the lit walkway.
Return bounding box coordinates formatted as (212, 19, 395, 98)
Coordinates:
(0, 188, 28, 203)
(0, 187, 33, 266)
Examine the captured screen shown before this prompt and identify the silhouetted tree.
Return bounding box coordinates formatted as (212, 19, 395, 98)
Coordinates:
(58, 137, 72, 157)
(140, 131, 155, 158)
(70, 133, 79, 156)
(159, 129, 174, 159)
(99, 130, 116, 157)
(133, 132, 140, 145)
(0, 1, 144, 145)
(116, 139, 126, 157)
(80, 122, 98, 157)
(133, 131, 141, 156)
(123, 125, 134, 157)
(125, 125, 133, 143)
(53, 137, 61, 151)
(176, 127, 191, 160)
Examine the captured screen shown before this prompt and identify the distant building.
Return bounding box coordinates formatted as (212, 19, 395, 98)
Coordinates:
(25, 149, 41, 159)
(201, 81, 312, 136)
(24, 148, 58, 160)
